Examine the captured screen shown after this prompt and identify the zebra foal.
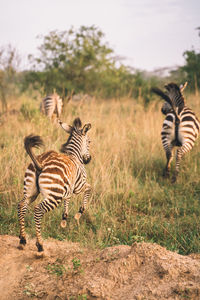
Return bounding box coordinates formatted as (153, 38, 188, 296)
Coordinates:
(40, 92, 63, 120)
(18, 117, 92, 253)
(152, 82, 200, 182)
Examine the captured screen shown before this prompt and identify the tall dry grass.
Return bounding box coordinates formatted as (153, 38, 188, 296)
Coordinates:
(0, 94, 200, 254)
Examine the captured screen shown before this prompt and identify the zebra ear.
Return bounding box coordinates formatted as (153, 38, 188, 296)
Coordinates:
(180, 81, 188, 92)
(58, 120, 72, 133)
(82, 123, 91, 135)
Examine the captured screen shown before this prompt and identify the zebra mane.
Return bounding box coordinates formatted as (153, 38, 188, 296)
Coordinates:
(73, 117, 82, 129)
(60, 118, 83, 154)
(164, 82, 185, 109)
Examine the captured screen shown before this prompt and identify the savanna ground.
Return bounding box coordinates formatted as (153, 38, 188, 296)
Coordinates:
(0, 93, 200, 299)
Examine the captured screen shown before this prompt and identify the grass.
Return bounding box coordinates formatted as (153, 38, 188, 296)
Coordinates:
(0, 94, 200, 255)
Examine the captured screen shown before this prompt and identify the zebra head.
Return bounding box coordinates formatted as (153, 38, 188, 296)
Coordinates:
(160, 82, 187, 115)
(59, 118, 92, 164)
(164, 82, 185, 111)
(161, 102, 172, 115)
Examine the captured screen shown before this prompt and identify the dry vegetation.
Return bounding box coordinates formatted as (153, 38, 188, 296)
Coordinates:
(0, 94, 200, 255)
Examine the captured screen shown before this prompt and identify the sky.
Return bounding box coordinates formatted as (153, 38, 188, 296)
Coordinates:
(0, 0, 199, 72)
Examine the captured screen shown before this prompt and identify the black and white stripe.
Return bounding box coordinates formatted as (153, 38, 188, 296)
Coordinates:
(152, 82, 200, 182)
(18, 117, 92, 252)
(40, 93, 63, 120)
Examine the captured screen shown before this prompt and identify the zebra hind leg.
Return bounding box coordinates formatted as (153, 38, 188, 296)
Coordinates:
(18, 197, 28, 249)
(34, 197, 62, 253)
(18, 193, 38, 249)
(60, 198, 70, 228)
(74, 183, 91, 224)
(172, 148, 185, 183)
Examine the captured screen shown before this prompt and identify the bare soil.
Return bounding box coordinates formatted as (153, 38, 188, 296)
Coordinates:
(0, 235, 200, 299)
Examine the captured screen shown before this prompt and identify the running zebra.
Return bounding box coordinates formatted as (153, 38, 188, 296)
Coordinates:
(18, 117, 92, 253)
(40, 92, 63, 120)
(152, 82, 200, 182)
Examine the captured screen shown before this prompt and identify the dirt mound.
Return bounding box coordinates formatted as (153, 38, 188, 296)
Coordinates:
(0, 235, 200, 299)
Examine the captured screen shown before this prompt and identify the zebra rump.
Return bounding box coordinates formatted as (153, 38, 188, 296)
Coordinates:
(41, 93, 63, 120)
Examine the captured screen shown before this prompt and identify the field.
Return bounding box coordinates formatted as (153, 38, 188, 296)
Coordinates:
(0, 93, 200, 255)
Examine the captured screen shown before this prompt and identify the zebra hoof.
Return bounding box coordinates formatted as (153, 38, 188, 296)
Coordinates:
(36, 241, 44, 253)
(35, 251, 45, 259)
(17, 244, 25, 250)
(74, 213, 81, 220)
(60, 220, 67, 228)
(18, 237, 26, 250)
(163, 171, 169, 178)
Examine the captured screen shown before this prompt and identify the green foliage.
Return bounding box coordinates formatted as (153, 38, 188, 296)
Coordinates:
(175, 27, 200, 93)
(46, 259, 66, 276)
(23, 26, 115, 96)
(21, 26, 162, 101)
(181, 49, 200, 92)
(72, 258, 82, 271)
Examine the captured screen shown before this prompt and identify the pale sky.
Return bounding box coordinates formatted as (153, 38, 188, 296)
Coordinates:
(0, 0, 199, 71)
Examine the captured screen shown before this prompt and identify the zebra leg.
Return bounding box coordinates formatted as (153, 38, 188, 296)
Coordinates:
(74, 183, 91, 221)
(34, 197, 62, 252)
(18, 196, 29, 248)
(60, 198, 70, 228)
(172, 145, 191, 182)
(18, 193, 38, 249)
(163, 148, 174, 177)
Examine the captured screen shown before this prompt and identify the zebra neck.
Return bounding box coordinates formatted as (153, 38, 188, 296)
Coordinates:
(61, 147, 83, 164)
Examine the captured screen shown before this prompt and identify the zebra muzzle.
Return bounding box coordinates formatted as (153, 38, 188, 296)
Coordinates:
(83, 155, 91, 164)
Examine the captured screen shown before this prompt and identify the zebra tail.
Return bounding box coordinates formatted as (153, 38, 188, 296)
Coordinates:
(151, 87, 173, 106)
(24, 135, 44, 172)
(151, 87, 179, 119)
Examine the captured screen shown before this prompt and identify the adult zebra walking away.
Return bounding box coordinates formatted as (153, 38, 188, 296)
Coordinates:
(18, 117, 92, 253)
(40, 92, 63, 120)
(152, 82, 200, 182)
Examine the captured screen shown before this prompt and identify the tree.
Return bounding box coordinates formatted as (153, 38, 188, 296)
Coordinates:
(22, 26, 164, 100)
(181, 50, 200, 95)
(180, 28, 200, 95)
(24, 26, 115, 96)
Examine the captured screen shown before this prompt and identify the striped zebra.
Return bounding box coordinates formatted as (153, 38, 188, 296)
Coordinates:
(152, 82, 200, 182)
(40, 93, 63, 120)
(18, 117, 92, 253)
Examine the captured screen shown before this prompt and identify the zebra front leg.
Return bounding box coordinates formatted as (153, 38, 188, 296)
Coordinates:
(60, 198, 70, 228)
(74, 183, 91, 223)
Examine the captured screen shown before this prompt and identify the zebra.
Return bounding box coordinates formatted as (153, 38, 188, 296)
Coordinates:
(152, 82, 200, 182)
(18, 117, 92, 253)
(40, 92, 63, 120)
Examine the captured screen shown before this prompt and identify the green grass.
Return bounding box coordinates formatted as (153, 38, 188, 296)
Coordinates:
(0, 95, 200, 255)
